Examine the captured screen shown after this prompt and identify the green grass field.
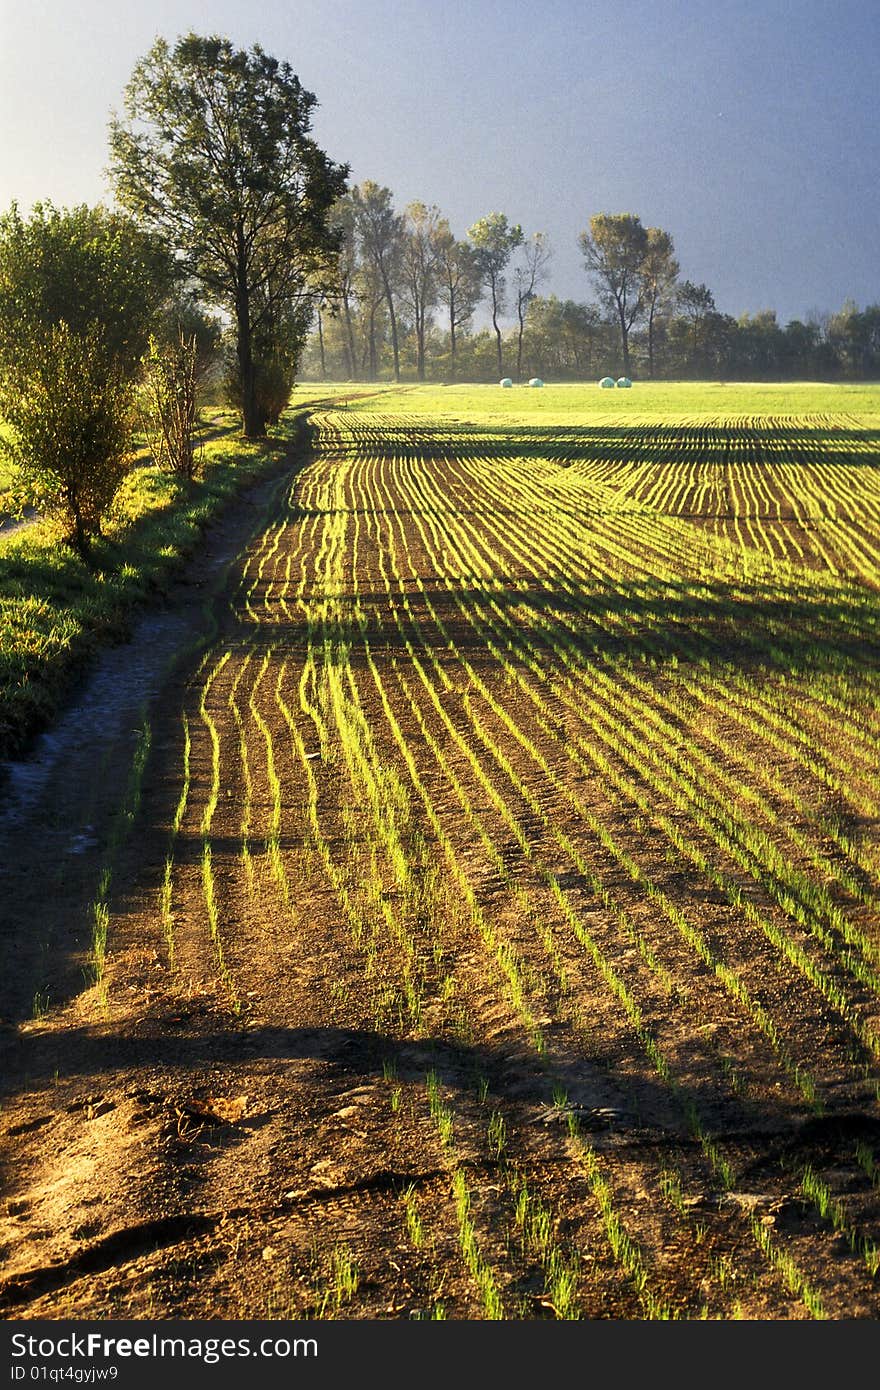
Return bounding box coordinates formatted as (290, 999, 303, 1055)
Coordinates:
(292, 378, 880, 425)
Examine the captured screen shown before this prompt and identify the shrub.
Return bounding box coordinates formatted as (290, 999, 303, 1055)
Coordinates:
(141, 330, 202, 480)
(0, 324, 134, 557)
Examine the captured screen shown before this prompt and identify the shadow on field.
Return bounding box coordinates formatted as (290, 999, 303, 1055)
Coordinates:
(0, 1017, 785, 1143)
(315, 420, 880, 469)
(240, 570, 879, 677)
(6, 1016, 879, 1166)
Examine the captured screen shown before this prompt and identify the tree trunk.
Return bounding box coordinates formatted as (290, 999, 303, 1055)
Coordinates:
(317, 306, 326, 378)
(238, 314, 261, 436)
(416, 302, 426, 381)
(342, 290, 357, 379)
(617, 302, 631, 379)
(449, 290, 457, 380)
(236, 232, 261, 438)
(516, 307, 525, 379)
(66, 483, 90, 561)
(381, 267, 400, 381)
(647, 299, 656, 379)
(491, 294, 503, 377)
(367, 303, 377, 381)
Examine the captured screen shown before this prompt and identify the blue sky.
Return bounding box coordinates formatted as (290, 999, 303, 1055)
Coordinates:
(1, 0, 877, 325)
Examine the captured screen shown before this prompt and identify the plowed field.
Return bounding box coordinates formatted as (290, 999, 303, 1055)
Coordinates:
(2, 395, 880, 1320)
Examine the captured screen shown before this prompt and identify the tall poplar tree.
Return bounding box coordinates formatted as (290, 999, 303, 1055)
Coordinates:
(467, 213, 524, 378)
(578, 213, 649, 378)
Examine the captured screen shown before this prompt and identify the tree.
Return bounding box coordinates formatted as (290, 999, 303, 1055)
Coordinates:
(0, 201, 171, 555)
(142, 296, 221, 478)
(142, 329, 203, 479)
(110, 33, 348, 437)
(641, 227, 679, 378)
(578, 213, 649, 378)
(401, 202, 441, 381)
(513, 232, 551, 379)
(434, 224, 481, 380)
(675, 280, 717, 371)
(667, 283, 735, 377)
(350, 181, 405, 382)
(0, 201, 171, 377)
(467, 213, 524, 378)
(1, 326, 134, 557)
(326, 194, 359, 378)
(354, 258, 388, 380)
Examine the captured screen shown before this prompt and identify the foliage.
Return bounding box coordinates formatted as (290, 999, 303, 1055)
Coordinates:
(141, 330, 203, 480)
(467, 212, 524, 377)
(0, 201, 174, 552)
(0, 200, 173, 379)
(350, 181, 406, 382)
(578, 213, 650, 377)
(110, 32, 348, 436)
(0, 323, 135, 556)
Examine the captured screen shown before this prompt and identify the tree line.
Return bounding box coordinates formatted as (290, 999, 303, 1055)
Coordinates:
(306, 201, 880, 384)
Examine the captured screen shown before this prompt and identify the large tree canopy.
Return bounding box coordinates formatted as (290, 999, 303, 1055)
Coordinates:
(110, 33, 348, 436)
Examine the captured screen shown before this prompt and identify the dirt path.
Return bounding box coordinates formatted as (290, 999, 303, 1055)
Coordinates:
(1, 411, 879, 1321)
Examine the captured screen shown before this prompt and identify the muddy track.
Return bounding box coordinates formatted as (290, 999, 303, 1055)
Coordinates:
(1, 410, 879, 1320)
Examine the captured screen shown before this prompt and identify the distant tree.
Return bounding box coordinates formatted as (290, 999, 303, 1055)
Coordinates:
(401, 202, 441, 381)
(467, 213, 524, 377)
(853, 305, 880, 377)
(733, 310, 786, 378)
(354, 258, 388, 380)
(522, 296, 611, 379)
(826, 299, 880, 378)
(641, 227, 679, 378)
(326, 194, 359, 378)
(578, 213, 649, 377)
(675, 280, 717, 370)
(667, 283, 736, 377)
(513, 232, 551, 379)
(0, 201, 172, 555)
(434, 224, 481, 380)
(110, 33, 348, 437)
(351, 181, 405, 381)
(561, 301, 607, 378)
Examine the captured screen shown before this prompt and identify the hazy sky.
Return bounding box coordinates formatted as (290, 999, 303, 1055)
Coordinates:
(1, 0, 878, 326)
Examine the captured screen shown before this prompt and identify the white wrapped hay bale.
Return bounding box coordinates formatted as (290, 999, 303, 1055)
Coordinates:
(617, 377, 633, 388)
(599, 376, 616, 388)
(528, 377, 544, 387)
(500, 377, 513, 388)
